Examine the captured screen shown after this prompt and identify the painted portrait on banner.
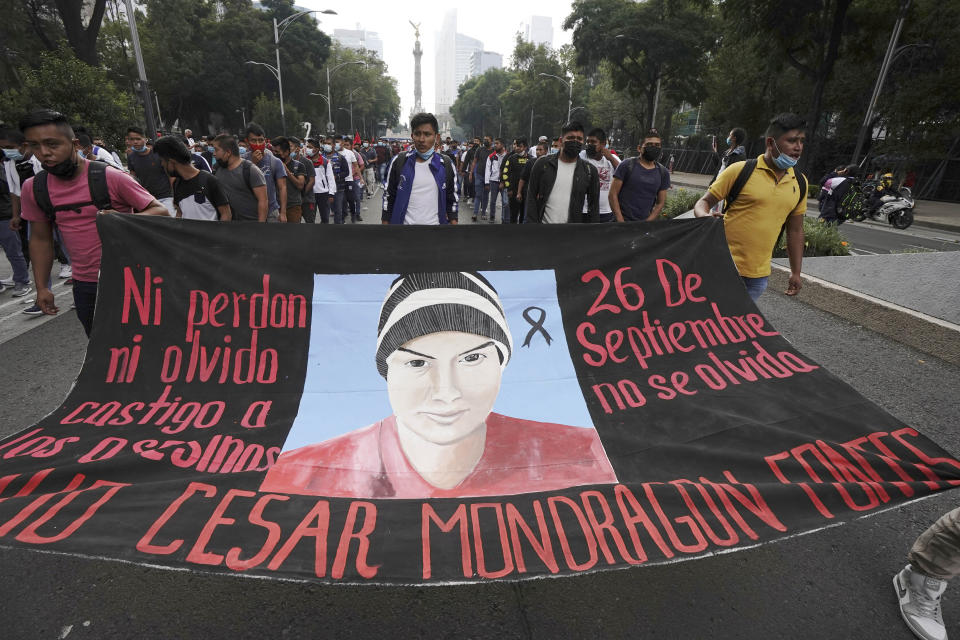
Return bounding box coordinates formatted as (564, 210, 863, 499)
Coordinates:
(261, 270, 617, 498)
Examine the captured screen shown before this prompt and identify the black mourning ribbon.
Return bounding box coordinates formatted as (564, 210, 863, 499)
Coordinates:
(521, 306, 553, 348)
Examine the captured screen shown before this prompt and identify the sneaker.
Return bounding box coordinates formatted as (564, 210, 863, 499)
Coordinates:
(58, 264, 72, 279)
(894, 564, 948, 640)
(22, 303, 43, 316)
(357, 215, 363, 222)
(11, 283, 32, 297)
(0, 277, 12, 286)
(0, 282, 5, 293)
(472, 216, 477, 222)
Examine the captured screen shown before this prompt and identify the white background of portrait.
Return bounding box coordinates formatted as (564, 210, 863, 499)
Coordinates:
(282, 270, 596, 452)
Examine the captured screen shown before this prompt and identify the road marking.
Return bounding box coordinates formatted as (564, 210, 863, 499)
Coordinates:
(849, 248, 879, 255)
(0, 279, 75, 346)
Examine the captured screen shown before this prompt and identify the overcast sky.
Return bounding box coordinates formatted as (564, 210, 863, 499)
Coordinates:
(298, 0, 574, 122)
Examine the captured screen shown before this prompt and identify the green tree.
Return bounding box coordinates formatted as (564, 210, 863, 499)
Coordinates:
(251, 93, 302, 138)
(565, 0, 716, 133)
(450, 69, 514, 138)
(0, 46, 139, 148)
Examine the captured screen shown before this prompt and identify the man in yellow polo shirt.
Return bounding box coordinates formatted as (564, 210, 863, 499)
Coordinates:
(694, 113, 807, 301)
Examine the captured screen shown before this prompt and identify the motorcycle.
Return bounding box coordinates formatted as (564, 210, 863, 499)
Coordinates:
(872, 186, 915, 230)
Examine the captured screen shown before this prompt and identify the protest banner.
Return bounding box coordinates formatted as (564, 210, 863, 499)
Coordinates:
(0, 215, 956, 584)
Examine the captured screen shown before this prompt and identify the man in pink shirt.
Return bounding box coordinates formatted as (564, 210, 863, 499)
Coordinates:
(18, 110, 168, 336)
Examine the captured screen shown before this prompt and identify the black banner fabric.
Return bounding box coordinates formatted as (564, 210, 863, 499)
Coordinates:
(1, 215, 957, 585)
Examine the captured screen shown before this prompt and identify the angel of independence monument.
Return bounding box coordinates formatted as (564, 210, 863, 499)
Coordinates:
(410, 21, 424, 117)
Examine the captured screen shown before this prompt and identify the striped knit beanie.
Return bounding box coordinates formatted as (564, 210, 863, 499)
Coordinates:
(375, 272, 513, 378)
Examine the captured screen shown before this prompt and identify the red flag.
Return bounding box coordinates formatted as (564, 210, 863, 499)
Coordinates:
(353, 131, 361, 146)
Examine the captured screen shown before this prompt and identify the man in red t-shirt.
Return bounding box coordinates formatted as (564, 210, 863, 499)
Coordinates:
(18, 110, 168, 336)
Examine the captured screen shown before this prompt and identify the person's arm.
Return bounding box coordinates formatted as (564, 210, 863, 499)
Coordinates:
(785, 213, 804, 296)
(217, 203, 232, 221)
(646, 189, 668, 221)
(608, 178, 625, 222)
(326, 163, 336, 196)
(286, 164, 305, 190)
(28, 219, 58, 316)
(516, 179, 525, 201)
(693, 192, 721, 217)
(523, 160, 542, 223)
(302, 165, 314, 193)
(446, 161, 458, 225)
(9, 194, 20, 229)
(175, 203, 183, 219)
(254, 184, 268, 222)
(603, 147, 620, 168)
(586, 165, 600, 223)
(122, 199, 169, 216)
(276, 176, 287, 222)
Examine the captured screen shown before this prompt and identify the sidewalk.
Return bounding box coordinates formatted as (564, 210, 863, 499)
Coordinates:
(669, 170, 960, 233)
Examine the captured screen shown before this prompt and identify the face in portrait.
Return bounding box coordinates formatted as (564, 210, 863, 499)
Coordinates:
(261, 271, 617, 499)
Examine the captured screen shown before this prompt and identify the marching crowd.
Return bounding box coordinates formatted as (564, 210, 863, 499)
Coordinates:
(0, 104, 956, 640)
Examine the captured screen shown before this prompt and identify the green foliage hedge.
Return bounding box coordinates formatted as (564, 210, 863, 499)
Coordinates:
(773, 218, 851, 257)
(661, 188, 705, 219)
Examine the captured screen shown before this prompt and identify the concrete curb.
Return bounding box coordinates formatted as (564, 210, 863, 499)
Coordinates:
(768, 264, 960, 367)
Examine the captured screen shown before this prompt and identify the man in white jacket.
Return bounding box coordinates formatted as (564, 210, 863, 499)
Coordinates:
(484, 138, 507, 224)
(307, 138, 336, 224)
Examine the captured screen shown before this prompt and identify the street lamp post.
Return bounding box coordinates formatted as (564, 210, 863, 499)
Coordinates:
(123, 0, 158, 137)
(326, 61, 366, 135)
(270, 9, 337, 135)
(851, 33, 930, 163)
(538, 73, 573, 123)
(236, 108, 247, 129)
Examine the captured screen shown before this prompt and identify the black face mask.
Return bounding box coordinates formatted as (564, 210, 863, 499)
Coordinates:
(563, 140, 583, 157)
(46, 154, 78, 178)
(642, 146, 662, 162)
(586, 143, 599, 157)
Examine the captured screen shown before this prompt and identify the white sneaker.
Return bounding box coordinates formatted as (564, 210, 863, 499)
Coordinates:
(58, 265, 72, 279)
(0, 277, 13, 286)
(895, 564, 949, 640)
(11, 283, 32, 297)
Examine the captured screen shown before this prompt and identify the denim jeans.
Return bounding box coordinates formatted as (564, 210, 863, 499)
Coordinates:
(331, 189, 345, 224)
(353, 182, 364, 210)
(73, 279, 98, 337)
(487, 181, 507, 223)
(315, 193, 331, 224)
(0, 221, 29, 285)
(909, 507, 960, 580)
(742, 276, 769, 301)
(378, 163, 389, 186)
(473, 172, 488, 215)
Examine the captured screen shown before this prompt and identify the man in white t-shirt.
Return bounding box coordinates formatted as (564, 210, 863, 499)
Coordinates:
(339, 138, 363, 223)
(382, 113, 458, 225)
(524, 121, 599, 224)
(580, 127, 621, 223)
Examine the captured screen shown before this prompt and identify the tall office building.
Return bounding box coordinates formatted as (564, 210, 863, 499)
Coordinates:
(333, 27, 384, 60)
(455, 34, 484, 87)
(469, 50, 503, 78)
(435, 10, 458, 120)
(525, 16, 553, 48)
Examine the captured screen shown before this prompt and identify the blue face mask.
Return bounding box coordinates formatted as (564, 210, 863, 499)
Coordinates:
(206, 145, 215, 153)
(239, 147, 250, 159)
(726, 136, 732, 146)
(133, 144, 148, 153)
(549, 147, 559, 155)
(772, 140, 798, 170)
(416, 148, 435, 160)
(335, 143, 341, 151)
(3, 148, 23, 161)
(323, 144, 333, 153)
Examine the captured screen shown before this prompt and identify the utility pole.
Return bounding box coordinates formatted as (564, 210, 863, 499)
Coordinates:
(124, 0, 157, 138)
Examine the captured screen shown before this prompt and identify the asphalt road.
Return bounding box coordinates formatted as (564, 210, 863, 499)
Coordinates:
(836, 219, 960, 255)
(0, 282, 958, 639)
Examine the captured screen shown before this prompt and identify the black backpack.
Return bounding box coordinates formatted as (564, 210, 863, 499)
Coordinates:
(32, 161, 112, 222)
(721, 158, 808, 215)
